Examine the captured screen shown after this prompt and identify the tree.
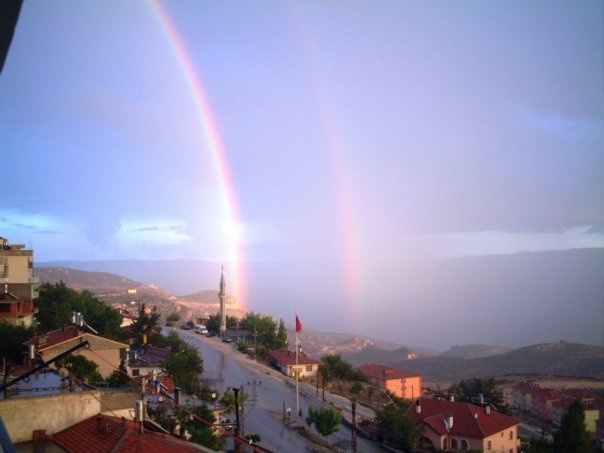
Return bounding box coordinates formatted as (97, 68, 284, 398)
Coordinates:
(553, 399, 591, 453)
(64, 355, 103, 383)
(161, 332, 204, 394)
(166, 313, 180, 325)
(0, 322, 36, 364)
(36, 282, 123, 339)
(183, 405, 222, 451)
(319, 354, 361, 381)
(375, 400, 419, 451)
(132, 303, 161, 346)
(448, 377, 506, 412)
(305, 406, 341, 438)
(275, 318, 287, 349)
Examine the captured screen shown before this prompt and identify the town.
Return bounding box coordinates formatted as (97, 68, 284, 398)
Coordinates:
(0, 237, 601, 452)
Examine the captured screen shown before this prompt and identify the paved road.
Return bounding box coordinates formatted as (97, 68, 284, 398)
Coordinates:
(176, 329, 383, 453)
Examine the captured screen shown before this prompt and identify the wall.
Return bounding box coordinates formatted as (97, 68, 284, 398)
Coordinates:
(0, 390, 139, 443)
(0, 391, 101, 443)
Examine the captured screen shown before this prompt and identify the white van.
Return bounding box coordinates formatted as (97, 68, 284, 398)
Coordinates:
(195, 325, 209, 335)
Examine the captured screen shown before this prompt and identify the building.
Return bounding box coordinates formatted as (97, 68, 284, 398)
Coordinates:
(25, 324, 128, 379)
(356, 363, 422, 400)
(0, 236, 38, 326)
(268, 348, 320, 380)
(49, 413, 212, 452)
(409, 398, 520, 452)
(127, 344, 170, 378)
(511, 382, 536, 413)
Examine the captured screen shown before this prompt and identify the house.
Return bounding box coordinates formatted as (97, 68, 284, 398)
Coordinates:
(356, 363, 422, 400)
(127, 344, 170, 378)
(530, 387, 563, 423)
(511, 382, 536, 413)
(268, 349, 320, 380)
(24, 324, 129, 379)
(552, 396, 603, 434)
(0, 237, 39, 327)
(49, 413, 212, 452)
(409, 398, 519, 452)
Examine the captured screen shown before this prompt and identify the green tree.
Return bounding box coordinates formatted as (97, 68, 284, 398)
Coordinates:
(524, 437, 554, 453)
(305, 406, 341, 438)
(553, 399, 590, 453)
(275, 318, 287, 349)
(239, 312, 283, 359)
(36, 282, 122, 339)
(64, 355, 103, 383)
(0, 322, 36, 364)
(375, 400, 419, 451)
(448, 377, 506, 412)
(183, 405, 222, 451)
(161, 332, 203, 394)
(320, 354, 360, 381)
(132, 303, 161, 346)
(166, 312, 180, 325)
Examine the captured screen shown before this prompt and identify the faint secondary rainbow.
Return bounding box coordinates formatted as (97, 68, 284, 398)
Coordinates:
(148, 0, 246, 306)
(287, 6, 362, 317)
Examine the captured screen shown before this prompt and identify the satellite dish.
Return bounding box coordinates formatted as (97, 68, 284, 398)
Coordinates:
(58, 367, 69, 378)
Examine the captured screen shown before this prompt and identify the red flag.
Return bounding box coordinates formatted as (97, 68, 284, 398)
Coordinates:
(295, 315, 302, 333)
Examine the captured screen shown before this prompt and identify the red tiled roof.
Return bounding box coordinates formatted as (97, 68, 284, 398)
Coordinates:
(409, 399, 518, 439)
(356, 363, 420, 381)
(51, 414, 205, 452)
(268, 349, 320, 366)
(24, 325, 91, 350)
(132, 375, 175, 396)
(24, 325, 126, 351)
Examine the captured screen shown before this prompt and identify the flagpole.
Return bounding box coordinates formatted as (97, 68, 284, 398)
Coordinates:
(295, 314, 299, 420)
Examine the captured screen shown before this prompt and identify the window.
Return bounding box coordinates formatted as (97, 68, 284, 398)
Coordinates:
(461, 439, 469, 451)
(443, 439, 447, 450)
(132, 369, 140, 376)
(306, 365, 313, 372)
(487, 440, 492, 450)
(509, 430, 514, 440)
(451, 438, 458, 449)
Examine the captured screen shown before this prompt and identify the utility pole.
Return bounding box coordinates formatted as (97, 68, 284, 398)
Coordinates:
(233, 387, 241, 439)
(351, 397, 357, 453)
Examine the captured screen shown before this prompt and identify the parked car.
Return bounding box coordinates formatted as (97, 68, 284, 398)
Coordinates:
(195, 325, 209, 335)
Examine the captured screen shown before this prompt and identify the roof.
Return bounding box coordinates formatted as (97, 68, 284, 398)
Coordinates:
(24, 325, 128, 352)
(356, 363, 421, 381)
(132, 375, 175, 396)
(129, 345, 170, 368)
(268, 349, 320, 366)
(51, 413, 209, 452)
(409, 399, 518, 439)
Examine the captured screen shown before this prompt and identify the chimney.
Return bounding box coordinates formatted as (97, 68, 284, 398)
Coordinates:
(446, 414, 454, 431)
(415, 399, 421, 414)
(485, 405, 491, 415)
(450, 395, 454, 402)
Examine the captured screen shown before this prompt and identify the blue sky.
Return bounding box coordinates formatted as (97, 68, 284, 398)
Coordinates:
(1, 1, 603, 336)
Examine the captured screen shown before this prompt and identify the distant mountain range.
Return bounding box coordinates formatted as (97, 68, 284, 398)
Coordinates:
(35, 266, 604, 382)
(368, 341, 604, 382)
(39, 248, 604, 349)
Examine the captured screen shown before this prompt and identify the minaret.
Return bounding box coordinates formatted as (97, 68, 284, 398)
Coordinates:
(219, 266, 226, 336)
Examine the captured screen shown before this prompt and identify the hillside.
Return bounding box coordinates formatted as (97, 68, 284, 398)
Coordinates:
(347, 341, 604, 383)
(36, 266, 604, 384)
(35, 266, 243, 323)
(440, 344, 511, 359)
(36, 266, 143, 292)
